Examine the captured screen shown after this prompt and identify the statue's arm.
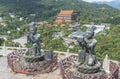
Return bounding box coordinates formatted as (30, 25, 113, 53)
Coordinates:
(31, 34, 41, 43)
(89, 39, 97, 47)
(27, 33, 31, 42)
(36, 34, 41, 42)
(77, 37, 86, 49)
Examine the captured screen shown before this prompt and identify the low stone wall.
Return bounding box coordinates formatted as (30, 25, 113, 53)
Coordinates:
(109, 61, 119, 79)
(7, 49, 58, 74)
(59, 55, 119, 79)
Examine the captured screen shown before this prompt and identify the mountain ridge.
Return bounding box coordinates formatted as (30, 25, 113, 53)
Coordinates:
(93, 0, 120, 10)
(0, 0, 119, 22)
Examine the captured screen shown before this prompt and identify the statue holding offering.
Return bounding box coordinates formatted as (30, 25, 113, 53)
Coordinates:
(77, 30, 97, 66)
(26, 24, 41, 56)
(68, 26, 101, 74)
(24, 23, 44, 62)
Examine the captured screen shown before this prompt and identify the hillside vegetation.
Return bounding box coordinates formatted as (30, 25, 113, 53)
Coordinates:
(0, 0, 120, 23)
(0, 0, 120, 61)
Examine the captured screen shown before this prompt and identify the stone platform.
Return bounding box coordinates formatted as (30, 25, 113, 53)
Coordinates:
(0, 57, 62, 79)
(7, 49, 58, 74)
(59, 55, 119, 79)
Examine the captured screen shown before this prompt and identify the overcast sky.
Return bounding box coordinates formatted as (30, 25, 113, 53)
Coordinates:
(82, 0, 114, 2)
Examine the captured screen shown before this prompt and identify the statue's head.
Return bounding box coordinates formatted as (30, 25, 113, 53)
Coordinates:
(85, 30, 94, 39)
(87, 26, 96, 32)
(29, 25, 37, 35)
(85, 26, 95, 39)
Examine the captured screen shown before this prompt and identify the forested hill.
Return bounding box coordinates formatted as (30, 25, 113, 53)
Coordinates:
(94, 0, 120, 10)
(0, 0, 120, 23)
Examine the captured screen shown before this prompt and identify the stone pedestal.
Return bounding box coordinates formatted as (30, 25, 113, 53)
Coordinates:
(7, 49, 58, 74)
(73, 71, 106, 79)
(76, 62, 101, 74)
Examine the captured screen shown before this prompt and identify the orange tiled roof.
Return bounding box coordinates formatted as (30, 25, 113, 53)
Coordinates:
(54, 19, 64, 24)
(59, 10, 74, 15)
(65, 20, 71, 22)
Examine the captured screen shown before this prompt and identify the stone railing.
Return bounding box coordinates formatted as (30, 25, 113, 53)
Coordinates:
(0, 46, 26, 56)
(7, 49, 58, 74)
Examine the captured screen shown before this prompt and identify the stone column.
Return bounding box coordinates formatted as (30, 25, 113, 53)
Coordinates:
(66, 49, 70, 57)
(103, 54, 110, 73)
(3, 42, 6, 56)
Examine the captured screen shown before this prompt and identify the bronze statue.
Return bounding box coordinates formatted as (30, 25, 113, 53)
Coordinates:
(68, 26, 101, 73)
(7, 23, 57, 74)
(26, 24, 41, 56)
(24, 23, 52, 62)
(77, 30, 97, 66)
(23, 23, 44, 62)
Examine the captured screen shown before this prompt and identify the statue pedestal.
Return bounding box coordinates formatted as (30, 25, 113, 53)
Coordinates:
(76, 62, 101, 74)
(7, 49, 58, 74)
(72, 70, 106, 79)
(59, 55, 119, 79)
(23, 55, 44, 62)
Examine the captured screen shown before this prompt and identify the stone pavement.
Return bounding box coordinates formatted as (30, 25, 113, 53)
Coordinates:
(0, 57, 62, 79)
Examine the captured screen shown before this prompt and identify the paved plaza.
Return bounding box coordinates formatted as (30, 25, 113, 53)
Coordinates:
(0, 57, 62, 79)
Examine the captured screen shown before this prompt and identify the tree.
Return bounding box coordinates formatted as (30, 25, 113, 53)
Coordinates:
(0, 38, 4, 46)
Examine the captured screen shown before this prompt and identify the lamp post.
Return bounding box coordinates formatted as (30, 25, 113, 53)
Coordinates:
(6, 30, 11, 40)
(17, 27, 20, 31)
(16, 26, 21, 38)
(66, 45, 74, 57)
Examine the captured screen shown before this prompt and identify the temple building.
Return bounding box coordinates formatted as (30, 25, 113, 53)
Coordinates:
(54, 10, 77, 24)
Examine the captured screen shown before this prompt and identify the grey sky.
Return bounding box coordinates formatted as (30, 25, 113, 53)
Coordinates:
(83, 0, 114, 2)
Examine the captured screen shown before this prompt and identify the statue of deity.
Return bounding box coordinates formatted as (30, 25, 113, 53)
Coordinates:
(25, 24, 41, 57)
(24, 23, 52, 62)
(68, 26, 101, 73)
(77, 29, 97, 66)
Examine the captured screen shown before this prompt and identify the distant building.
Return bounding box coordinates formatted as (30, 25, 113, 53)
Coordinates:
(0, 17, 6, 26)
(69, 22, 80, 31)
(84, 24, 110, 34)
(101, 23, 111, 30)
(0, 35, 11, 40)
(12, 36, 27, 47)
(52, 32, 63, 39)
(9, 13, 15, 18)
(19, 17, 23, 21)
(54, 10, 77, 24)
(30, 14, 36, 16)
(0, 22, 6, 26)
(29, 21, 48, 27)
(0, 17, 3, 21)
